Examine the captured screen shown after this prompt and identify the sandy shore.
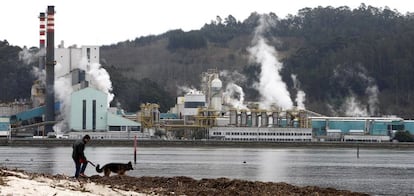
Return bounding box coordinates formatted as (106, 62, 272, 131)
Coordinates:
(0, 168, 368, 196)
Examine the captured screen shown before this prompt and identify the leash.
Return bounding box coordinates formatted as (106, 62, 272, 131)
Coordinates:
(88, 160, 96, 167)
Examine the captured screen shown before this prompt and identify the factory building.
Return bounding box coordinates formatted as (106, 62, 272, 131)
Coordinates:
(310, 117, 404, 142)
(68, 87, 141, 139)
(0, 117, 10, 137)
(70, 87, 107, 131)
(4, 6, 143, 138)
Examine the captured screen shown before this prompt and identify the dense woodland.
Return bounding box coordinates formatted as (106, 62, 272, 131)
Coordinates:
(2, 4, 414, 117)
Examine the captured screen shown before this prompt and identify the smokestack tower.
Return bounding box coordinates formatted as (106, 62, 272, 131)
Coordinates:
(45, 6, 55, 134)
(39, 12, 46, 70)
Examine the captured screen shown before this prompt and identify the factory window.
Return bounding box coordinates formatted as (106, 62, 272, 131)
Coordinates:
(86, 48, 91, 63)
(130, 126, 140, 131)
(82, 100, 86, 130)
(109, 126, 121, 131)
(92, 100, 96, 130)
(184, 102, 205, 108)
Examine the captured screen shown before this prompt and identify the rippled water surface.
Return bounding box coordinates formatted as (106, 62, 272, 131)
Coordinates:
(1, 146, 413, 195)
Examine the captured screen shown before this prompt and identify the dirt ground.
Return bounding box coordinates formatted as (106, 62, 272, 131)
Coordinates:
(88, 175, 369, 196)
(1, 168, 368, 196)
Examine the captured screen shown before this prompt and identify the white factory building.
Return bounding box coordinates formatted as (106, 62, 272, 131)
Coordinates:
(54, 43, 142, 138)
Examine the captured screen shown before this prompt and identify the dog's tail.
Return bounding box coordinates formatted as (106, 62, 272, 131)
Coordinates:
(95, 164, 103, 173)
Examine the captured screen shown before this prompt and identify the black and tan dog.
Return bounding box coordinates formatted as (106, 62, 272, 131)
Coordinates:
(95, 161, 133, 177)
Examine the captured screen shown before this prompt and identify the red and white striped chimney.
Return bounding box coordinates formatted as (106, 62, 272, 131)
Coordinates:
(46, 8, 54, 33)
(39, 12, 46, 70)
(39, 12, 46, 46)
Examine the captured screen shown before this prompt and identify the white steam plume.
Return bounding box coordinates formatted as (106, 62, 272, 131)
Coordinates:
(80, 58, 114, 106)
(223, 83, 247, 110)
(333, 63, 379, 116)
(248, 14, 293, 110)
(219, 70, 246, 84)
(53, 63, 73, 133)
(177, 85, 203, 95)
(366, 85, 379, 115)
(291, 74, 306, 109)
(19, 47, 46, 65)
(343, 96, 368, 117)
(19, 47, 46, 83)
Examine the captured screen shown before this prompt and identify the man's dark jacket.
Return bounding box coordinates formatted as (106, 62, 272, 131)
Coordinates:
(72, 139, 86, 161)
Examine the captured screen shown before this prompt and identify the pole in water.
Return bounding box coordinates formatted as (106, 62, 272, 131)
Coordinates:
(357, 145, 359, 159)
(134, 135, 137, 164)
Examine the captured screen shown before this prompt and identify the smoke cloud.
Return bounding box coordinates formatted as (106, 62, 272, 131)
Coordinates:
(19, 47, 46, 83)
(53, 63, 73, 133)
(19, 47, 45, 65)
(248, 14, 293, 110)
(343, 96, 368, 117)
(86, 61, 114, 106)
(223, 82, 247, 110)
(291, 74, 306, 109)
(333, 63, 379, 116)
(177, 85, 203, 95)
(219, 70, 246, 84)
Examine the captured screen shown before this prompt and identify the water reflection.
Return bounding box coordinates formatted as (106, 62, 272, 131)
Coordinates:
(1, 146, 414, 195)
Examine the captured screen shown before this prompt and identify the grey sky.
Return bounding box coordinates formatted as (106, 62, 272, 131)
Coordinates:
(1, 0, 410, 47)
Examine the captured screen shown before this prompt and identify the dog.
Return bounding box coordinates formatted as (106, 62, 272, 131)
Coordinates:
(95, 161, 133, 177)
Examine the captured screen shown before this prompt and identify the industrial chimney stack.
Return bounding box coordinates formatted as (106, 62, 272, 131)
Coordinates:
(39, 12, 46, 70)
(45, 5, 55, 134)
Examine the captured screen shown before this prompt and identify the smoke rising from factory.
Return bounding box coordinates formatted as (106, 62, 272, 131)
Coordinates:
(219, 70, 248, 109)
(86, 61, 114, 106)
(223, 82, 247, 110)
(291, 74, 306, 109)
(53, 62, 73, 133)
(18, 47, 46, 85)
(248, 14, 293, 110)
(177, 85, 203, 95)
(333, 63, 380, 116)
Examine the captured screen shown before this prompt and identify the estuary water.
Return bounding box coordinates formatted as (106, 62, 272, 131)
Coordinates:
(1, 146, 413, 195)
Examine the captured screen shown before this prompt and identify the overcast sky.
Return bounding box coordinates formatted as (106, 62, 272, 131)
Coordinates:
(1, 0, 411, 48)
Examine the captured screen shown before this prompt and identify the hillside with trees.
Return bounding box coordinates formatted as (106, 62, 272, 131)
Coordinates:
(2, 4, 414, 117)
(101, 4, 414, 117)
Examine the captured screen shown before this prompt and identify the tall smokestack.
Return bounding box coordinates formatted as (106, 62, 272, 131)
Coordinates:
(45, 6, 55, 134)
(39, 12, 46, 70)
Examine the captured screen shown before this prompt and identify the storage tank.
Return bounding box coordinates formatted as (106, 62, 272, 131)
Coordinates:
(251, 111, 258, 127)
(261, 111, 268, 127)
(210, 78, 222, 113)
(229, 109, 237, 125)
(272, 112, 279, 127)
(240, 110, 248, 126)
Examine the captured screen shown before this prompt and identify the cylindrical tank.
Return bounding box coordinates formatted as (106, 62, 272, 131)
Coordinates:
(261, 112, 268, 127)
(230, 109, 237, 125)
(272, 112, 279, 127)
(152, 107, 160, 123)
(240, 110, 247, 126)
(251, 111, 258, 127)
(210, 78, 222, 112)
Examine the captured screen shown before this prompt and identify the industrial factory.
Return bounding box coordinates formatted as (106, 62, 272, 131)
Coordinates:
(0, 6, 141, 139)
(0, 5, 413, 143)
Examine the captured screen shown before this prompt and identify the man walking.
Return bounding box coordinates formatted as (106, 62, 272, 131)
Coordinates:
(72, 134, 90, 178)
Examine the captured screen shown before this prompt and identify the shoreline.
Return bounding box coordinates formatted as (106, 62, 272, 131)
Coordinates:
(1, 138, 414, 148)
(0, 168, 368, 196)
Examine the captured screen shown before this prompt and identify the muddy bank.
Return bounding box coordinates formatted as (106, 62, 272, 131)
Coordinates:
(89, 175, 369, 196)
(1, 168, 367, 196)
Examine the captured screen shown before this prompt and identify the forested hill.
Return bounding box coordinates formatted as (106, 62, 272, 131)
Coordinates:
(101, 5, 414, 117)
(3, 5, 414, 117)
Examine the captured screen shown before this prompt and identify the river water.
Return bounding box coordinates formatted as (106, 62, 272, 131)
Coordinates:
(1, 146, 413, 195)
